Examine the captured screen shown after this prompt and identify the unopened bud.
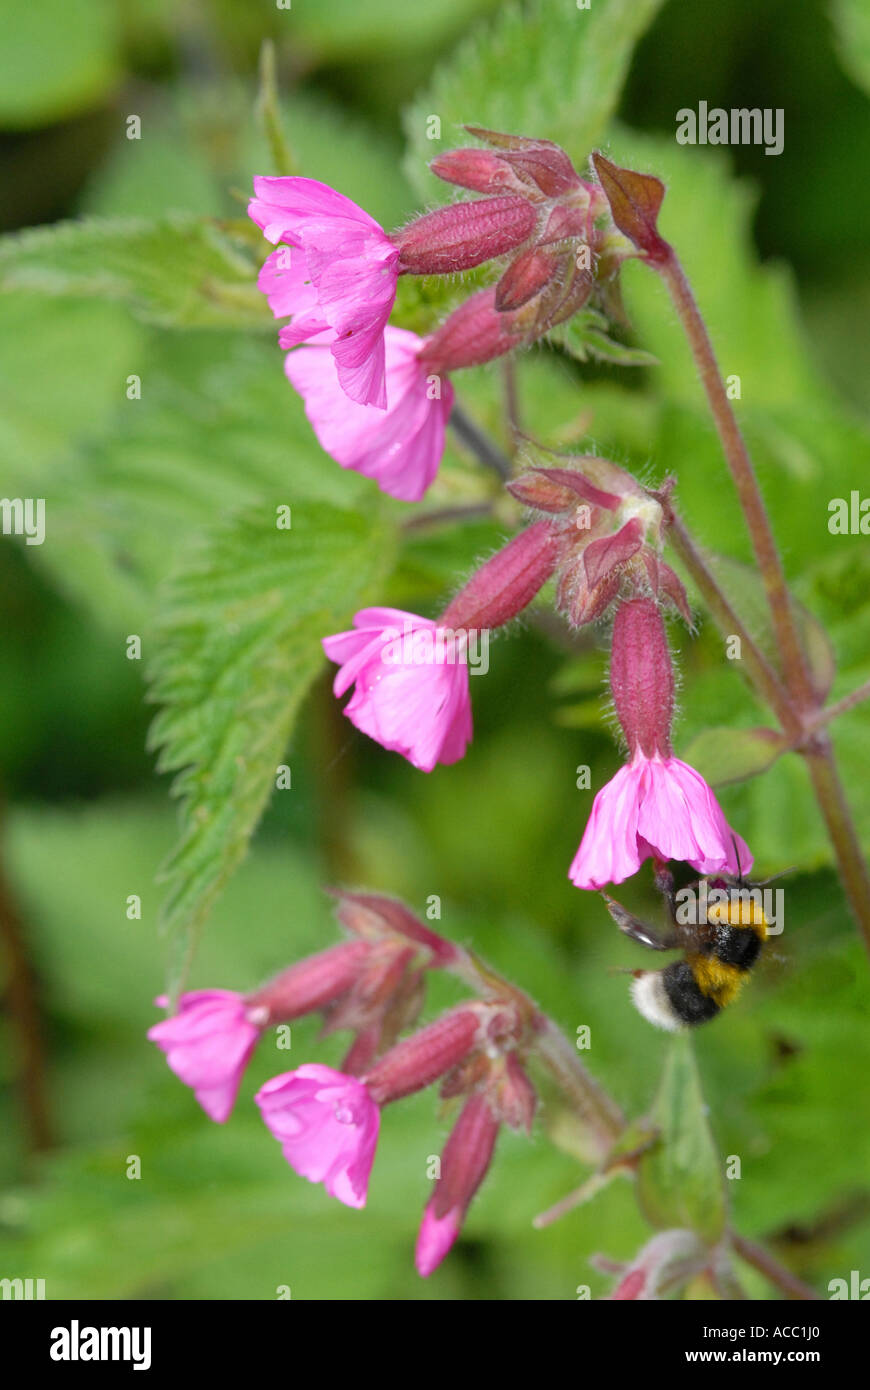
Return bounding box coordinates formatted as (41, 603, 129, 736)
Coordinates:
(507, 465, 620, 515)
(495, 247, 562, 311)
(609, 597, 675, 759)
(583, 516, 644, 588)
(430, 146, 530, 197)
(363, 1006, 482, 1106)
(491, 1052, 537, 1132)
(420, 287, 522, 372)
(440, 521, 564, 631)
(331, 890, 458, 966)
(393, 196, 536, 276)
(244, 940, 370, 1025)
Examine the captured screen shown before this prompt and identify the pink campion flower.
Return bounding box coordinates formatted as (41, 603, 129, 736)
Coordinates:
(255, 1065, 380, 1209)
(284, 326, 453, 502)
(249, 176, 400, 409)
(322, 606, 472, 772)
(569, 753, 753, 889)
(415, 1092, 500, 1277)
(148, 991, 260, 1123)
(570, 596, 752, 889)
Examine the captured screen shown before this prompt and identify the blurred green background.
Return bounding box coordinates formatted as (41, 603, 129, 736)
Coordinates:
(1, 0, 869, 1300)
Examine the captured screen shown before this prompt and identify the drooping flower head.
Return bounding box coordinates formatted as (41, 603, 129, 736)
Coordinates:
(570, 597, 752, 889)
(285, 327, 453, 502)
(255, 1065, 380, 1209)
(322, 606, 473, 772)
(148, 990, 261, 1123)
(148, 945, 374, 1122)
(249, 176, 400, 408)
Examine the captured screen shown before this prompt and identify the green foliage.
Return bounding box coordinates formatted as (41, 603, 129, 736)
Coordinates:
(404, 0, 665, 200)
(0, 0, 120, 129)
(637, 1036, 728, 1246)
(0, 216, 266, 328)
(831, 0, 870, 96)
(148, 503, 398, 999)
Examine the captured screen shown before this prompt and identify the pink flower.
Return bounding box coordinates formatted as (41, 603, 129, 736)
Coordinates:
(569, 752, 753, 890)
(284, 327, 453, 501)
(255, 1064, 380, 1209)
(416, 1207, 463, 1278)
(322, 607, 472, 772)
(249, 176, 400, 409)
(148, 990, 260, 1123)
(414, 1092, 500, 1277)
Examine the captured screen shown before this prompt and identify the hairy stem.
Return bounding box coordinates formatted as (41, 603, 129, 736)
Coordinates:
(731, 1232, 820, 1301)
(656, 252, 815, 709)
(655, 251, 870, 956)
(450, 401, 512, 480)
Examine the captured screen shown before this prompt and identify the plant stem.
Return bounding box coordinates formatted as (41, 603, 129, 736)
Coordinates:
(804, 677, 870, 732)
(656, 250, 870, 957)
(450, 402, 512, 480)
(662, 503, 799, 736)
(656, 253, 815, 711)
(802, 733, 870, 957)
(402, 502, 495, 532)
(731, 1232, 820, 1301)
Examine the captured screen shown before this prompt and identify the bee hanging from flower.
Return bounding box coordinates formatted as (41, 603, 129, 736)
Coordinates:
(603, 849, 786, 1031)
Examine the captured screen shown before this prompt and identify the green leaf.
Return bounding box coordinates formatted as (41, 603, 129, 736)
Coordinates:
(0, 216, 266, 329)
(548, 307, 658, 368)
(681, 726, 788, 787)
(403, 0, 666, 200)
(637, 1035, 728, 1245)
(0, 0, 121, 129)
(831, 0, 870, 97)
(148, 503, 398, 998)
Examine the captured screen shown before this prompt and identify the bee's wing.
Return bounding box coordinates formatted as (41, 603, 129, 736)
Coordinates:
(600, 892, 679, 951)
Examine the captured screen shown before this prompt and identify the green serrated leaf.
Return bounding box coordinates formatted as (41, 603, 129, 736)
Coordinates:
(148, 503, 398, 998)
(548, 308, 658, 368)
(680, 726, 788, 788)
(637, 1035, 727, 1245)
(0, 216, 266, 329)
(403, 0, 665, 201)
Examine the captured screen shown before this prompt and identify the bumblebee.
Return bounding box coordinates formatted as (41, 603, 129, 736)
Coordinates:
(603, 863, 769, 1031)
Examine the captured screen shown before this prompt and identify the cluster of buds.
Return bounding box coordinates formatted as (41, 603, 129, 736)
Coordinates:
(507, 455, 689, 627)
(248, 128, 626, 502)
(149, 894, 538, 1277)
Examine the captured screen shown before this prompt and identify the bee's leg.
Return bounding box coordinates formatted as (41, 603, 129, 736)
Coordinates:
(600, 892, 678, 951)
(652, 860, 678, 926)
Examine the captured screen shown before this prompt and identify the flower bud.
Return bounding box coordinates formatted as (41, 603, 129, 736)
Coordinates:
(244, 941, 370, 1026)
(419, 287, 522, 372)
(642, 550, 691, 623)
(415, 1092, 500, 1277)
(583, 516, 644, 588)
(331, 890, 458, 966)
(440, 521, 563, 631)
(490, 1052, 537, 1132)
(609, 597, 674, 759)
(392, 196, 536, 276)
(495, 247, 562, 312)
(463, 126, 581, 196)
(507, 465, 620, 515)
(363, 1006, 483, 1106)
(429, 146, 530, 197)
